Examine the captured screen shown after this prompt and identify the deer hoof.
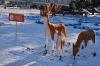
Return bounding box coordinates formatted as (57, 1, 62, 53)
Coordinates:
(92, 52, 96, 57)
(44, 45, 46, 48)
(52, 50, 54, 53)
(81, 45, 84, 49)
(44, 49, 47, 55)
(59, 56, 62, 60)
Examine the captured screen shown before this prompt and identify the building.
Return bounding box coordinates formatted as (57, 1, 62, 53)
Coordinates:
(4, 0, 71, 6)
(0, 0, 5, 5)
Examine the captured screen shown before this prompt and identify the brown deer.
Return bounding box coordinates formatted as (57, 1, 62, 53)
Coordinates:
(73, 29, 95, 60)
(56, 26, 65, 60)
(40, 4, 66, 54)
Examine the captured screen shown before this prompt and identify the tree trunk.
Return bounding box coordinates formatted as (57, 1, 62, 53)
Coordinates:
(92, 7, 95, 15)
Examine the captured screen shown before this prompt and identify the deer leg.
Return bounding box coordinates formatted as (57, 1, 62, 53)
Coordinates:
(86, 41, 89, 53)
(85, 41, 88, 57)
(92, 43, 96, 57)
(59, 46, 62, 60)
(56, 48, 59, 57)
(56, 41, 59, 56)
(45, 32, 48, 54)
(59, 49, 62, 60)
(51, 33, 55, 52)
(52, 40, 54, 52)
(62, 46, 65, 56)
(46, 36, 48, 50)
(84, 40, 88, 57)
(59, 42, 65, 60)
(83, 40, 85, 57)
(92, 37, 95, 53)
(59, 42, 62, 56)
(92, 42, 95, 54)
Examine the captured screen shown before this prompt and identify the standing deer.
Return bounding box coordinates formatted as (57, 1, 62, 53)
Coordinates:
(73, 29, 95, 60)
(40, 4, 66, 54)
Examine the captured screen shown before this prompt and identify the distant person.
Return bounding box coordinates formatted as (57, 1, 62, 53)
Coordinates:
(4, 4, 6, 9)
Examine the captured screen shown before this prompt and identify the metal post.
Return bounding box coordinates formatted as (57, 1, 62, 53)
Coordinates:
(16, 22, 18, 40)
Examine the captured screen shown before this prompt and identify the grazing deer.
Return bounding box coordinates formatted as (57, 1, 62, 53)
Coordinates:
(73, 29, 95, 60)
(40, 4, 66, 54)
(56, 27, 65, 60)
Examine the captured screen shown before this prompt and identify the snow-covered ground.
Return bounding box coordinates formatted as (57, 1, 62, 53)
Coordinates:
(0, 8, 100, 66)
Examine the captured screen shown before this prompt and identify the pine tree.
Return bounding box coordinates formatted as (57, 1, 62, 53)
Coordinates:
(69, 0, 75, 12)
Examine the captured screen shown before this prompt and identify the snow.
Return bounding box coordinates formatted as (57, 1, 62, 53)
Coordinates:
(0, 8, 100, 66)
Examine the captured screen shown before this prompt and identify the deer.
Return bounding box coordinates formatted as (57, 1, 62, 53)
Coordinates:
(73, 29, 95, 60)
(56, 26, 65, 60)
(40, 4, 66, 54)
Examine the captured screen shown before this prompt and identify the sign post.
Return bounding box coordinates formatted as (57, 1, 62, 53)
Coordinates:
(16, 22, 18, 40)
(9, 13, 24, 40)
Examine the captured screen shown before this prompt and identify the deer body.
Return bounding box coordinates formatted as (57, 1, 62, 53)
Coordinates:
(41, 4, 66, 53)
(43, 17, 66, 52)
(73, 29, 95, 59)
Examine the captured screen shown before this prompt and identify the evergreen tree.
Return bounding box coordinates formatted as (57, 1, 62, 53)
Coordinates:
(69, 0, 75, 12)
(71, 0, 90, 12)
(90, 0, 98, 15)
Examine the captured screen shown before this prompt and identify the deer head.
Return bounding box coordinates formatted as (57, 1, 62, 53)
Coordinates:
(73, 44, 79, 57)
(40, 3, 62, 18)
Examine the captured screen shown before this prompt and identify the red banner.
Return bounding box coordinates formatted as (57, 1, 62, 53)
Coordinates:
(9, 13, 24, 22)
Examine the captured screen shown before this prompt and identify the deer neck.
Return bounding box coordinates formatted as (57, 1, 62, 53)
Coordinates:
(74, 36, 83, 49)
(42, 17, 51, 36)
(42, 17, 49, 27)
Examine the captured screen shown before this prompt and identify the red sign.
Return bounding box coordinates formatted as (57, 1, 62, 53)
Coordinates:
(9, 13, 24, 22)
